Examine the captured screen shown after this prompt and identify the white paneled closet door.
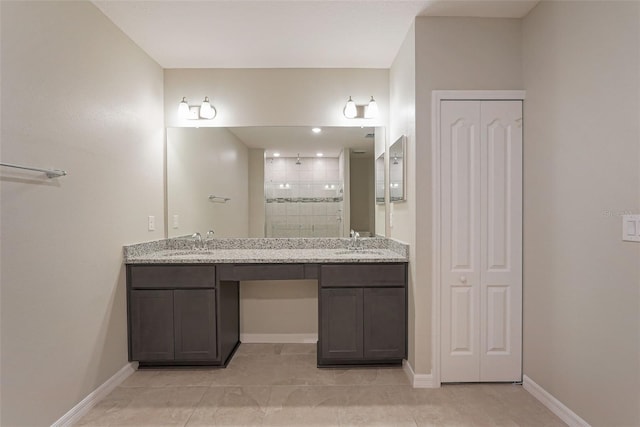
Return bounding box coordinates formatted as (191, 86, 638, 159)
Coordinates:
(440, 100, 522, 383)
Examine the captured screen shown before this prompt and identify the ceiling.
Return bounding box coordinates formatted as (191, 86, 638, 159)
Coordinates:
(92, 0, 538, 69)
(228, 126, 376, 158)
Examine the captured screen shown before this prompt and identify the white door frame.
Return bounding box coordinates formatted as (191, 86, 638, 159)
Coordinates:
(431, 90, 526, 387)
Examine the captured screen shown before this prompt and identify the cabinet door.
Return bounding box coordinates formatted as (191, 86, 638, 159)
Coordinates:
(320, 288, 363, 360)
(174, 289, 217, 361)
(363, 287, 406, 360)
(130, 290, 174, 361)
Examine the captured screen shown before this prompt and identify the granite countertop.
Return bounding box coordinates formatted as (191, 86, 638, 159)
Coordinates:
(123, 237, 409, 264)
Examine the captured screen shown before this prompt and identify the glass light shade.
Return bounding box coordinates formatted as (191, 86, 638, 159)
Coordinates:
(365, 96, 378, 119)
(178, 97, 190, 119)
(199, 97, 216, 119)
(343, 96, 357, 119)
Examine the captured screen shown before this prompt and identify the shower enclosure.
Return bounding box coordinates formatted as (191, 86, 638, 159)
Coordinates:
(264, 156, 344, 238)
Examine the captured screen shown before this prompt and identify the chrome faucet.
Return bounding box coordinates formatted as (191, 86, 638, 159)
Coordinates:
(204, 230, 215, 248)
(350, 229, 361, 250)
(192, 232, 203, 250)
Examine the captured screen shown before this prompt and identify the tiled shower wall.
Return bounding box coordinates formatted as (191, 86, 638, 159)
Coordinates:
(265, 157, 343, 237)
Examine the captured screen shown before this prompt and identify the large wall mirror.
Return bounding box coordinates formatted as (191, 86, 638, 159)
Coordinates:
(166, 126, 386, 239)
(389, 135, 406, 202)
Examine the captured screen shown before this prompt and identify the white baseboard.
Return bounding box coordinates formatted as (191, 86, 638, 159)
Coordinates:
(402, 360, 436, 388)
(240, 333, 318, 344)
(51, 362, 138, 427)
(523, 375, 590, 427)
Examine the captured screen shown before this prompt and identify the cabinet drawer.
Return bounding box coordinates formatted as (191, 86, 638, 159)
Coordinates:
(130, 265, 216, 289)
(320, 264, 406, 288)
(217, 264, 305, 281)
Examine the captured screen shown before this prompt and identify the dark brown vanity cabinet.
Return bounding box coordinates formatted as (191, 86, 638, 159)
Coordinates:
(127, 265, 239, 366)
(318, 263, 407, 366)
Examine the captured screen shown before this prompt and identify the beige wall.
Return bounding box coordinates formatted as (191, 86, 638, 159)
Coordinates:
(166, 128, 249, 238)
(374, 126, 388, 237)
(164, 68, 389, 128)
(392, 17, 523, 374)
(389, 21, 417, 369)
(0, 1, 164, 425)
(248, 149, 266, 238)
(350, 156, 374, 235)
(240, 280, 318, 341)
(522, 2, 640, 425)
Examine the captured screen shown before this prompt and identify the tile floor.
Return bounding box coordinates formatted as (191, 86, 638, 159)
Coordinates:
(77, 343, 565, 426)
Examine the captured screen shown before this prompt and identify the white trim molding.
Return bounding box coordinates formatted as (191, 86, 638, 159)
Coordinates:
(431, 90, 526, 387)
(51, 362, 138, 427)
(240, 333, 318, 344)
(402, 360, 436, 388)
(523, 375, 591, 427)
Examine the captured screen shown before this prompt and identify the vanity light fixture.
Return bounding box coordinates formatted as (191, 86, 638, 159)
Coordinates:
(365, 96, 378, 119)
(178, 97, 190, 119)
(343, 96, 378, 119)
(178, 96, 217, 120)
(199, 97, 216, 119)
(343, 96, 357, 119)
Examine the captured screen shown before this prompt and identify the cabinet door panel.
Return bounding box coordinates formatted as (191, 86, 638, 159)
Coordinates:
(130, 290, 174, 361)
(174, 289, 217, 361)
(320, 288, 363, 360)
(363, 288, 406, 359)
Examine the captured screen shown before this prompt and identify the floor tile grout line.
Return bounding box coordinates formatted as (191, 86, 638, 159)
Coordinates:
(181, 386, 209, 427)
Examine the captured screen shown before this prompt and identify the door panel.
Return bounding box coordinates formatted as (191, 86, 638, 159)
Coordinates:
(450, 285, 474, 355)
(130, 290, 174, 361)
(440, 100, 482, 382)
(363, 287, 406, 359)
(486, 285, 510, 354)
(480, 100, 522, 381)
(174, 289, 218, 361)
(440, 99, 522, 383)
(320, 288, 363, 360)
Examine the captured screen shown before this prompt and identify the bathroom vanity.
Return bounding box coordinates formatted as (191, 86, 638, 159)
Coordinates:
(124, 238, 408, 368)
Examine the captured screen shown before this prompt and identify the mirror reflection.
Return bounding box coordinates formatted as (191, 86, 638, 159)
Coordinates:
(166, 126, 385, 239)
(375, 152, 385, 204)
(389, 135, 406, 202)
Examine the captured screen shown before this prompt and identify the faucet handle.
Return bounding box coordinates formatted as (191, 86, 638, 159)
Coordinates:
(205, 230, 215, 240)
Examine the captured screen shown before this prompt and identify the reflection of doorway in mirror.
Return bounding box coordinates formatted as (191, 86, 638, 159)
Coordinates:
(264, 156, 343, 237)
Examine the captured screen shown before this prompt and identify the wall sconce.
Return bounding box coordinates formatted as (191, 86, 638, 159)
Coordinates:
(178, 96, 217, 120)
(343, 96, 379, 119)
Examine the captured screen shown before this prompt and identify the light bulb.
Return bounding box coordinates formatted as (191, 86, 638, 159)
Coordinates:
(199, 96, 216, 119)
(365, 96, 378, 119)
(178, 97, 190, 119)
(344, 96, 357, 119)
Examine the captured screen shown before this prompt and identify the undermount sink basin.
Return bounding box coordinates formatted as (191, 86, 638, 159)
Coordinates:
(333, 249, 385, 256)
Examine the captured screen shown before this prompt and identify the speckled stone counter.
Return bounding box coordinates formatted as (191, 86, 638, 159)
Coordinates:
(123, 237, 408, 264)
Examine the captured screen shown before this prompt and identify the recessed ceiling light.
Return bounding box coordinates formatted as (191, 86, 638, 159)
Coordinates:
(312, 127, 322, 134)
(273, 152, 280, 157)
(316, 152, 324, 157)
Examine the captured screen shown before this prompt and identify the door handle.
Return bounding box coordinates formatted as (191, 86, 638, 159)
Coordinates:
(459, 275, 467, 283)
